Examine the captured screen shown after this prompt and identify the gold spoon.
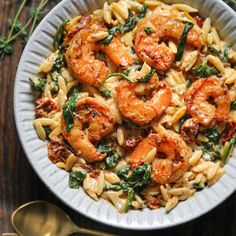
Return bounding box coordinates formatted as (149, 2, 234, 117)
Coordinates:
(10, 201, 116, 236)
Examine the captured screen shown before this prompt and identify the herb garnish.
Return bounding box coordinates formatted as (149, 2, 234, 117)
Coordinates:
(0, 0, 49, 59)
(62, 88, 78, 132)
(69, 170, 87, 189)
(191, 58, 220, 77)
(97, 144, 121, 169)
(96, 26, 119, 45)
(176, 22, 194, 61)
(29, 76, 46, 92)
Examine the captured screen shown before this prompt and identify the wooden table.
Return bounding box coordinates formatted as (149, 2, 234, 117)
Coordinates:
(0, 1, 236, 235)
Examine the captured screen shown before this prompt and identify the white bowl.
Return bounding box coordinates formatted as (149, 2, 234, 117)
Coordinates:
(14, 0, 236, 230)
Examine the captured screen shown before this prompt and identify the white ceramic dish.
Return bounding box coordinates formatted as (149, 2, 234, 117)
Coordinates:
(14, 0, 236, 230)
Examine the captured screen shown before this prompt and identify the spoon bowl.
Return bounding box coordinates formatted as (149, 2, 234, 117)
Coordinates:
(11, 201, 115, 236)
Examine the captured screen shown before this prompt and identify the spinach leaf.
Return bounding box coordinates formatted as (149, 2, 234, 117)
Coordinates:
(97, 4, 147, 45)
(43, 126, 51, 139)
(202, 128, 221, 143)
(221, 134, 236, 165)
(97, 144, 121, 169)
(97, 144, 114, 153)
(176, 22, 194, 61)
(124, 188, 135, 212)
(119, 4, 147, 33)
(29, 76, 46, 92)
(144, 26, 153, 34)
(191, 58, 220, 77)
(178, 113, 190, 132)
(200, 143, 221, 161)
(231, 101, 236, 110)
(140, 68, 156, 82)
(96, 26, 119, 45)
(192, 183, 204, 191)
(69, 170, 87, 189)
(104, 183, 122, 191)
(62, 88, 78, 132)
(126, 164, 152, 190)
(208, 44, 229, 62)
(53, 20, 68, 50)
(51, 48, 65, 72)
(117, 166, 130, 180)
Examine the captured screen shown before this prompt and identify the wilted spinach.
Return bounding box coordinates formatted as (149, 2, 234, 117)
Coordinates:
(104, 164, 152, 212)
(117, 166, 130, 180)
(200, 142, 221, 161)
(144, 26, 153, 34)
(29, 76, 46, 92)
(97, 4, 147, 45)
(192, 183, 204, 191)
(53, 20, 68, 50)
(202, 128, 221, 143)
(124, 188, 135, 212)
(178, 113, 190, 132)
(231, 101, 236, 110)
(191, 58, 220, 77)
(176, 22, 194, 61)
(97, 144, 121, 169)
(43, 126, 51, 139)
(208, 44, 229, 62)
(96, 26, 119, 45)
(119, 4, 147, 33)
(69, 170, 87, 189)
(62, 88, 78, 132)
(221, 134, 236, 165)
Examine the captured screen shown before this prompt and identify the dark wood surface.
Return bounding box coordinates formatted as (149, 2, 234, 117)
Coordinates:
(0, 0, 236, 235)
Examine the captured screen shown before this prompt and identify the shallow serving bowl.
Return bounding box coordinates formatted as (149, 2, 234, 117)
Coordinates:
(14, 0, 236, 230)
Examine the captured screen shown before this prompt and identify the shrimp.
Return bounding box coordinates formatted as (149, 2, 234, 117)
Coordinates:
(134, 15, 202, 71)
(116, 73, 172, 126)
(130, 131, 191, 184)
(185, 76, 231, 126)
(61, 97, 116, 163)
(65, 17, 134, 86)
(181, 118, 199, 143)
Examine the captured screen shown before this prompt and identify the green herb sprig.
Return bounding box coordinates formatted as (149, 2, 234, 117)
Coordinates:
(0, 0, 49, 59)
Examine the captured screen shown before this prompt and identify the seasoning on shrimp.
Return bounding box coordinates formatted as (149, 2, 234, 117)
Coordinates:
(185, 76, 231, 126)
(116, 73, 172, 125)
(61, 97, 116, 162)
(130, 131, 191, 184)
(134, 15, 202, 71)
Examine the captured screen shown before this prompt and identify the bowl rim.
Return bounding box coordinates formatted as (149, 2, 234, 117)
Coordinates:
(14, 0, 236, 230)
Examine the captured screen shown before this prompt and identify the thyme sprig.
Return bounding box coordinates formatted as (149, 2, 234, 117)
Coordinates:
(0, 0, 49, 59)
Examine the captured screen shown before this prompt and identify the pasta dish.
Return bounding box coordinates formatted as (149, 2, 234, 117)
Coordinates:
(30, 0, 236, 213)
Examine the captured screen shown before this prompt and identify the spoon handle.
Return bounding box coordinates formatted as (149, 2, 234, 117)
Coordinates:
(72, 226, 116, 236)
